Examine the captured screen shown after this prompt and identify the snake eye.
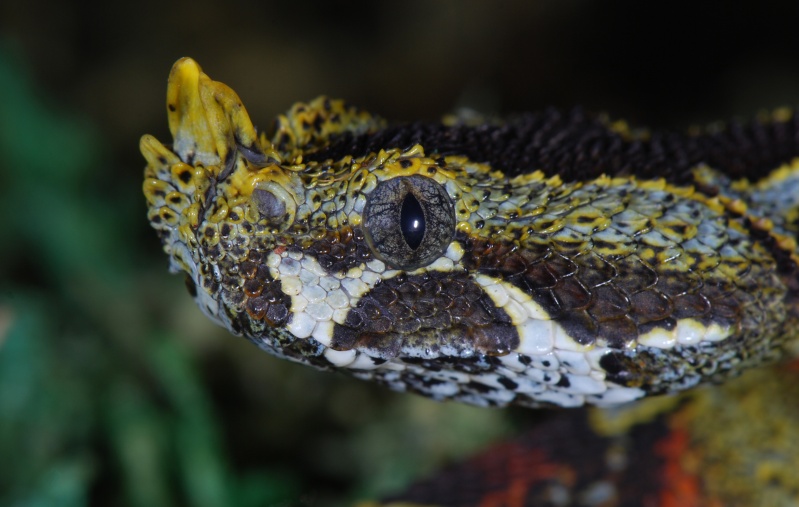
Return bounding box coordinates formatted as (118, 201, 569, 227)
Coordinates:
(400, 192, 425, 249)
(363, 175, 455, 270)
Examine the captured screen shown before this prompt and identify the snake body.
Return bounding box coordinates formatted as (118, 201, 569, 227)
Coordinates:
(142, 58, 799, 408)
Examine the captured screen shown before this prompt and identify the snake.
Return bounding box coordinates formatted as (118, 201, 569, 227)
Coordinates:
(142, 57, 799, 411)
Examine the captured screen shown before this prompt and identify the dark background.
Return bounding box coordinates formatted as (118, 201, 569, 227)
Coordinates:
(3, 1, 799, 505)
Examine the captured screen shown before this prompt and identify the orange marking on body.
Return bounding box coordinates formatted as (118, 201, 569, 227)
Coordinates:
(785, 357, 799, 371)
(477, 447, 570, 507)
(652, 424, 727, 507)
(655, 428, 700, 507)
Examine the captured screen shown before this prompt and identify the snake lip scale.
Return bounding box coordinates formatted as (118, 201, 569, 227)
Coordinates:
(142, 57, 799, 408)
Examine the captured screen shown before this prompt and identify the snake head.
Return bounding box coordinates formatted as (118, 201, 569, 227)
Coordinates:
(140, 58, 527, 366)
(143, 58, 799, 408)
(140, 58, 389, 342)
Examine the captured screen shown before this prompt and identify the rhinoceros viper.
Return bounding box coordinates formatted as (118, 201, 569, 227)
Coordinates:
(143, 58, 799, 505)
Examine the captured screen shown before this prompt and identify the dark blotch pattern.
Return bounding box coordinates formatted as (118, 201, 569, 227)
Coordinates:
(183, 274, 198, 298)
(303, 226, 372, 274)
(599, 351, 648, 388)
(304, 108, 799, 185)
(331, 270, 519, 360)
(459, 233, 743, 349)
(239, 252, 292, 327)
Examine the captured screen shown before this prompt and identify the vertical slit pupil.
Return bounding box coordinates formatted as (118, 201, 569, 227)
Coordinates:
(400, 193, 425, 250)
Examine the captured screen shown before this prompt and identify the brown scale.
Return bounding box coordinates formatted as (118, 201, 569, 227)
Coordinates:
(458, 232, 746, 349)
(239, 254, 291, 327)
(331, 271, 519, 360)
(303, 108, 799, 186)
(302, 226, 372, 274)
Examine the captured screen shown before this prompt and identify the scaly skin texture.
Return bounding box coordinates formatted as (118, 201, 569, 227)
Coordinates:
(142, 58, 799, 410)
